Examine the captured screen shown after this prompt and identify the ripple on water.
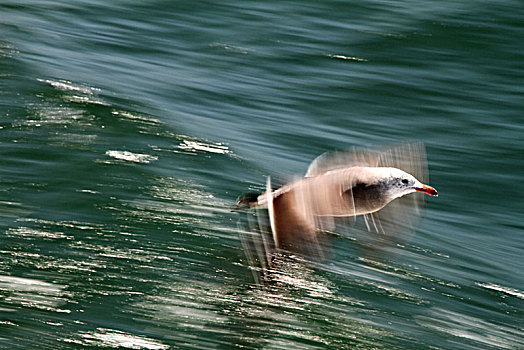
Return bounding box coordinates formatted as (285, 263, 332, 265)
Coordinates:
(476, 282, 524, 300)
(415, 308, 524, 349)
(62, 328, 169, 350)
(0, 275, 71, 314)
(124, 251, 400, 349)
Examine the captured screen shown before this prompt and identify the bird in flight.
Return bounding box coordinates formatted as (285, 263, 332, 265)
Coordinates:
(237, 142, 438, 276)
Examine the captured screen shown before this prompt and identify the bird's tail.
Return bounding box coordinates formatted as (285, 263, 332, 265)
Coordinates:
(234, 192, 260, 210)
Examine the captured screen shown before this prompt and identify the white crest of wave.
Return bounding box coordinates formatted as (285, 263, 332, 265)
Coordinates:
(105, 150, 158, 163)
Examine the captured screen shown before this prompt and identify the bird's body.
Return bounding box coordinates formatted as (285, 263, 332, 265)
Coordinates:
(253, 167, 432, 215)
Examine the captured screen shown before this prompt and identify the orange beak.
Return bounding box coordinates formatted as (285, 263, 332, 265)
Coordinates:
(415, 184, 438, 196)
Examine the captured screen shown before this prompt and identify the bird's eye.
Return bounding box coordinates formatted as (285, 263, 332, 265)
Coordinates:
(401, 179, 409, 185)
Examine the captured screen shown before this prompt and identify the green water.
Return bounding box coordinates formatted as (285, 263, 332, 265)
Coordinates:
(1, 1, 523, 349)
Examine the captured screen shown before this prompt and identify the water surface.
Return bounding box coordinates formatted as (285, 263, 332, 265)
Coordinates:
(1, 1, 523, 349)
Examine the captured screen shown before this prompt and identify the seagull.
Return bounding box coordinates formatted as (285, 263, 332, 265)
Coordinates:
(237, 142, 438, 257)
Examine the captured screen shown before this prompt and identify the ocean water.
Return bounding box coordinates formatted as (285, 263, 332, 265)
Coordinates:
(1, 1, 523, 349)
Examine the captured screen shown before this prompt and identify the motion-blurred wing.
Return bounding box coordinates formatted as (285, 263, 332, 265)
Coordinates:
(305, 147, 381, 177)
(307, 142, 429, 246)
(361, 142, 428, 250)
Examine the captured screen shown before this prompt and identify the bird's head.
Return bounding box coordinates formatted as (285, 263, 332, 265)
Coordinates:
(381, 168, 438, 201)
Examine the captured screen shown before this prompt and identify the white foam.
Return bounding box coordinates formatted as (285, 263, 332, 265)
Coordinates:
(0, 275, 70, 313)
(178, 140, 230, 154)
(38, 78, 100, 94)
(65, 328, 169, 349)
(105, 150, 158, 164)
(210, 42, 250, 54)
(327, 54, 368, 62)
(477, 282, 524, 299)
